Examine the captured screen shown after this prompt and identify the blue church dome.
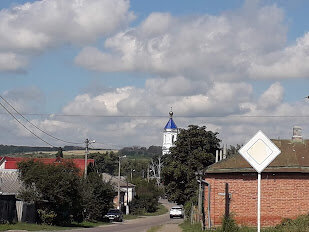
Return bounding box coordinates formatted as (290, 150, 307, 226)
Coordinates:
(164, 118, 177, 129)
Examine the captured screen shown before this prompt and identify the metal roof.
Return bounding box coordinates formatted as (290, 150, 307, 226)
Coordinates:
(164, 118, 177, 130)
(102, 173, 135, 190)
(206, 139, 309, 174)
(0, 170, 22, 195)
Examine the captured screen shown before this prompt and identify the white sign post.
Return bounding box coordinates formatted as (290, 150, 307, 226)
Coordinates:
(238, 130, 281, 232)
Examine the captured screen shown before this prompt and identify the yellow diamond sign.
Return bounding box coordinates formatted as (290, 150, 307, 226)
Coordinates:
(239, 131, 281, 173)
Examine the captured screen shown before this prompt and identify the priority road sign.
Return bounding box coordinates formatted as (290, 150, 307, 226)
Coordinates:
(238, 130, 281, 232)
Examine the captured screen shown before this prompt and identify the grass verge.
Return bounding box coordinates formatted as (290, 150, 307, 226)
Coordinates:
(147, 225, 163, 232)
(180, 213, 309, 232)
(0, 221, 108, 231)
(144, 204, 168, 216)
(124, 203, 168, 221)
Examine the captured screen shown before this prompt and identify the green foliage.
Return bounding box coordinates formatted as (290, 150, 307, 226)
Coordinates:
(37, 209, 57, 225)
(129, 179, 161, 214)
(81, 172, 115, 222)
(121, 158, 150, 180)
(274, 214, 309, 232)
(118, 146, 162, 158)
(162, 125, 220, 205)
(180, 221, 203, 232)
(227, 144, 242, 158)
(221, 215, 239, 232)
(18, 160, 83, 225)
(89, 151, 118, 175)
(89, 151, 150, 180)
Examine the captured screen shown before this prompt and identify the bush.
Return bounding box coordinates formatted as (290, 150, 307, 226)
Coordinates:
(37, 209, 57, 225)
(274, 214, 309, 232)
(82, 172, 115, 221)
(220, 215, 239, 232)
(129, 179, 160, 215)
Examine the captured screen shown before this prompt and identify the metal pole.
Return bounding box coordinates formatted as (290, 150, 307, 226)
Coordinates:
(198, 178, 202, 219)
(118, 157, 121, 209)
(158, 156, 161, 185)
(257, 172, 261, 232)
(225, 183, 229, 218)
(84, 139, 89, 179)
(207, 184, 211, 229)
(126, 180, 129, 215)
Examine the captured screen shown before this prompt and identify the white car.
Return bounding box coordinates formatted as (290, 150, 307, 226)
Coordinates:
(169, 206, 184, 218)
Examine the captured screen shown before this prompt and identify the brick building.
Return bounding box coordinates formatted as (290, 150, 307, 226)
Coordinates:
(204, 133, 309, 228)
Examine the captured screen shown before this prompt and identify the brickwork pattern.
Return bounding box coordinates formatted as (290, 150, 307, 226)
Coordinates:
(204, 173, 309, 227)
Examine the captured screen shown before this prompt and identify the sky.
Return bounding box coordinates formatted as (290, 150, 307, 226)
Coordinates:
(0, 0, 309, 149)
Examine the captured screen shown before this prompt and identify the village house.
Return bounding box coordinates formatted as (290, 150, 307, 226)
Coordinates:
(203, 127, 309, 228)
(102, 173, 135, 210)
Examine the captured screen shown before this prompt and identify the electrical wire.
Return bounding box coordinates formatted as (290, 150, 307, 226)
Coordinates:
(0, 95, 83, 145)
(0, 100, 55, 147)
(1, 112, 309, 118)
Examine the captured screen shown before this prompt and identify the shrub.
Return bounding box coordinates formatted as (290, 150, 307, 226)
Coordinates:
(129, 178, 160, 214)
(37, 209, 57, 225)
(221, 215, 239, 232)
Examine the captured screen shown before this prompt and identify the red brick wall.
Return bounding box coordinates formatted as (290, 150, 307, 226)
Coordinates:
(204, 173, 309, 227)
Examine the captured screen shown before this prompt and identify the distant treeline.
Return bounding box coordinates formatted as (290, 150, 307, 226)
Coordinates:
(118, 145, 162, 158)
(0, 145, 84, 156)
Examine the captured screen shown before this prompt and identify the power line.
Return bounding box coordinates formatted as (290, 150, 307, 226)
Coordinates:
(0, 112, 309, 118)
(0, 101, 55, 147)
(0, 96, 83, 145)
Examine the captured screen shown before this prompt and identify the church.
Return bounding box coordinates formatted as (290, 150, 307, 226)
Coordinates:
(162, 109, 178, 155)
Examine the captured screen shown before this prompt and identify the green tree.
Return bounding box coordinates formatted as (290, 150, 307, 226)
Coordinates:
(18, 160, 83, 225)
(89, 151, 118, 175)
(129, 178, 161, 214)
(162, 125, 220, 205)
(82, 172, 115, 221)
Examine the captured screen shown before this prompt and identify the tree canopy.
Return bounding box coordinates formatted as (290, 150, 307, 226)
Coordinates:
(18, 160, 83, 225)
(162, 125, 221, 205)
(18, 159, 114, 225)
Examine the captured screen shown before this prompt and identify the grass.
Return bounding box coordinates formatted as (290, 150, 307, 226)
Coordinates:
(0, 221, 108, 231)
(147, 225, 163, 232)
(124, 203, 168, 221)
(0, 204, 168, 231)
(180, 221, 203, 232)
(144, 204, 168, 216)
(180, 213, 309, 232)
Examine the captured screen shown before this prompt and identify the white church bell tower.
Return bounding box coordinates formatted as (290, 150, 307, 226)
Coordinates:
(162, 109, 178, 155)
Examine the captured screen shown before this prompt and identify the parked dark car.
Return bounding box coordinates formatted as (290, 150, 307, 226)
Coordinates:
(104, 209, 123, 222)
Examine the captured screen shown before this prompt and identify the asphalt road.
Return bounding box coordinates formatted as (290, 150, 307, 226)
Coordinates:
(54, 200, 183, 232)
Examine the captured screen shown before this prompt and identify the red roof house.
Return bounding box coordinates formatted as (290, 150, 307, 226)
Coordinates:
(0, 156, 94, 174)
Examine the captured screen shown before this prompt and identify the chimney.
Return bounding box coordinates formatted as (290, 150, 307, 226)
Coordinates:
(292, 126, 303, 142)
(215, 150, 219, 163)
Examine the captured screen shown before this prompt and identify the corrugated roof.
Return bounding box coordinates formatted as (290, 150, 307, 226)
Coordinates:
(102, 173, 135, 190)
(0, 170, 22, 195)
(164, 118, 177, 130)
(206, 139, 309, 173)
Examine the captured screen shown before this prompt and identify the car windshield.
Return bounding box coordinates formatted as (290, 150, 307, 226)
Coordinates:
(171, 207, 182, 210)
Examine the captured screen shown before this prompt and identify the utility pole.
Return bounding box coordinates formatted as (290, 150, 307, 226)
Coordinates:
(84, 138, 95, 179)
(118, 155, 126, 209)
(84, 139, 89, 179)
